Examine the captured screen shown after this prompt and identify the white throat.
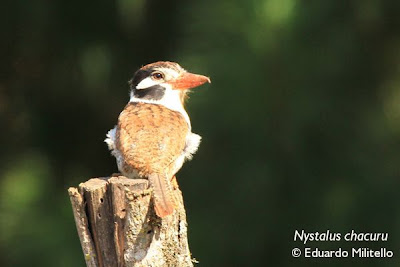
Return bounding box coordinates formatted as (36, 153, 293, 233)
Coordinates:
(129, 85, 191, 129)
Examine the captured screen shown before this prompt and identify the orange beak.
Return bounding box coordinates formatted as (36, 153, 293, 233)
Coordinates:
(169, 72, 211, 90)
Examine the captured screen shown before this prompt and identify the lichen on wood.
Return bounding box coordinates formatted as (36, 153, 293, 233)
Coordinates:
(68, 176, 194, 267)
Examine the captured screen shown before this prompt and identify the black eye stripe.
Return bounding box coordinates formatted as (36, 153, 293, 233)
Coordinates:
(130, 70, 151, 88)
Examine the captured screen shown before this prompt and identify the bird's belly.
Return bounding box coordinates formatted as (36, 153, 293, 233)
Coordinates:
(171, 154, 185, 176)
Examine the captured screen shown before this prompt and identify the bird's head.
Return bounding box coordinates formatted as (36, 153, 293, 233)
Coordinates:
(129, 61, 210, 107)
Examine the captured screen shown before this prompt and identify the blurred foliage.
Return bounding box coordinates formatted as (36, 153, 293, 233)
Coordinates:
(1, 0, 400, 266)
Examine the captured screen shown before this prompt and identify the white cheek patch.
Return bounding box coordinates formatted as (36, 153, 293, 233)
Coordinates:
(136, 77, 158, 89)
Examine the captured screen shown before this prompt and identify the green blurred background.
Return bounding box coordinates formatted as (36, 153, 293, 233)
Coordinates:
(1, 0, 400, 266)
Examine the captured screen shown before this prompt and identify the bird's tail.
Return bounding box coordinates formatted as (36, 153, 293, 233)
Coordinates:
(148, 173, 176, 217)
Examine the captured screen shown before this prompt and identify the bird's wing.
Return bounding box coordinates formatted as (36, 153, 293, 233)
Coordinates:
(116, 102, 189, 175)
(115, 102, 189, 217)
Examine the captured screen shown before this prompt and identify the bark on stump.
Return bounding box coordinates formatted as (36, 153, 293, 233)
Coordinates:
(68, 176, 194, 267)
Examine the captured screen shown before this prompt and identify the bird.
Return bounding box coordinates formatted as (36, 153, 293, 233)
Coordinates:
(105, 61, 210, 217)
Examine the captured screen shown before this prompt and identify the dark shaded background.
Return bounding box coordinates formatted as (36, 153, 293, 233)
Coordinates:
(1, 0, 400, 266)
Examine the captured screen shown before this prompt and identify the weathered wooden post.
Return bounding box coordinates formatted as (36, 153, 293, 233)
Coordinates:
(68, 175, 194, 267)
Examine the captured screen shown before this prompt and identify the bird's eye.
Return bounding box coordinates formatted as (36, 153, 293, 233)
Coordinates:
(152, 72, 164, 80)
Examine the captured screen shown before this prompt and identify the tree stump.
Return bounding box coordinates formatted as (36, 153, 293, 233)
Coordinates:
(68, 176, 194, 267)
